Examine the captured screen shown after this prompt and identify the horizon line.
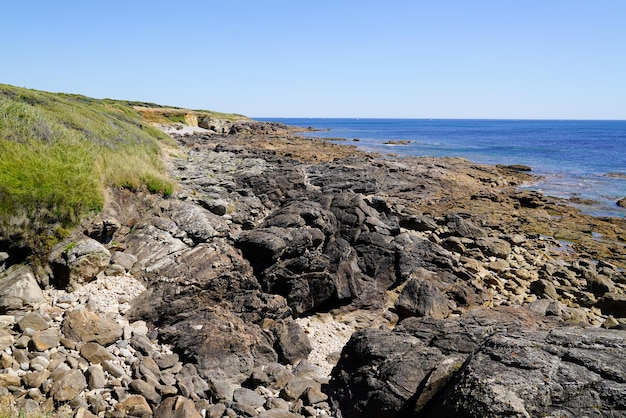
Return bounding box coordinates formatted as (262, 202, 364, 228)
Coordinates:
(254, 116, 626, 122)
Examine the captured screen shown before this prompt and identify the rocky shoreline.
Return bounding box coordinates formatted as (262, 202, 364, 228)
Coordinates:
(1, 121, 626, 417)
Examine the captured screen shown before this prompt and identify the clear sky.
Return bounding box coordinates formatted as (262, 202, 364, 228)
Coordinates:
(2, 1, 625, 119)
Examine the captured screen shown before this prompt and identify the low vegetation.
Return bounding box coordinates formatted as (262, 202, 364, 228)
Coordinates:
(0, 84, 182, 255)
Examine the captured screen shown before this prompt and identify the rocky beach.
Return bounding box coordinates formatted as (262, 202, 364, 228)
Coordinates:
(1, 118, 626, 417)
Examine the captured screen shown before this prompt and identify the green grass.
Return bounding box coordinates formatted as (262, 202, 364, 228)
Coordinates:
(0, 84, 177, 254)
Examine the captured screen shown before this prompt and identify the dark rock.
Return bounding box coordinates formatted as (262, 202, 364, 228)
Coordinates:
(399, 214, 438, 232)
(499, 164, 532, 172)
(330, 305, 626, 418)
(428, 327, 626, 417)
(596, 292, 626, 317)
(271, 320, 312, 365)
(328, 307, 547, 418)
(85, 217, 120, 244)
(444, 214, 487, 239)
(395, 276, 451, 319)
(175, 363, 211, 400)
(617, 197, 626, 208)
(165, 308, 275, 384)
(260, 237, 362, 314)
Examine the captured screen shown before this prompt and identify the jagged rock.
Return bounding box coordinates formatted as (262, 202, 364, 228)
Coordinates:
(444, 214, 487, 238)
(395, 276, 451, 319)
(124, 224, 188, 274)
(0, 264, 44, 312)
(49, 369, 87, 402)
(329, 307, 547, 418)
(154, 396, 202, 418)
(50, 238, 111, 289)
(399, 214, 438, 232)
(169, 201, 229, 243)
(61, 309, 123, 346)
(175, 363, 211, 400)
(165, 308, 275, 384)
(22, 370, 50, 388)
(85, 217, 120, 244)
(271, 320, 312, 365)
(260, 237, 362, 314)
(330, 306, 626, 418)
(427, 327, 626, 417)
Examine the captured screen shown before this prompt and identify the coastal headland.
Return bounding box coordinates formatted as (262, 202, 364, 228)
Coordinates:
(1, 88, 626, 417)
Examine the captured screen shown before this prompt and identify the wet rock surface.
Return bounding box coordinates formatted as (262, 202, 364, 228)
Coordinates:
(1, 123, 626, 417)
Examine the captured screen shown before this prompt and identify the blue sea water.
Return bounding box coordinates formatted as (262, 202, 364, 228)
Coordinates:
(257, 118, 626, 218)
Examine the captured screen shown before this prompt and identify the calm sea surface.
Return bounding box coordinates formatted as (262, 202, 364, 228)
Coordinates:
(258, 118, 626, 218)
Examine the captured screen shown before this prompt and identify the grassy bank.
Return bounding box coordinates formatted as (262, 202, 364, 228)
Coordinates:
(0, 84, 179, 254)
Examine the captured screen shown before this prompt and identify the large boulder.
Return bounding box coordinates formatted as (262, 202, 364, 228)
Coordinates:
(161, 306, 276, 385)
(51, 238, 111, 290)
(61, 309, 123, 346)
(428, 328, 626, 417)
(0, 264, 44, 313)
(329, 307, 626, 418)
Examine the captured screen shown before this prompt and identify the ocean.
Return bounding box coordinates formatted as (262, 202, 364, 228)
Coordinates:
(257, 118, 626, 218)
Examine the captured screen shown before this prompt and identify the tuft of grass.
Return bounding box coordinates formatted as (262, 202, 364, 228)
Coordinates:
(0, 84, 178, 254)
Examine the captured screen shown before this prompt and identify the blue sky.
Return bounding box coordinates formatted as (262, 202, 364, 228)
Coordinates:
(2, 1, 625, 119)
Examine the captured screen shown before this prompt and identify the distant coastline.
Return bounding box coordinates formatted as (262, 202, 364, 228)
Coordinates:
(259, 118, 626, 218)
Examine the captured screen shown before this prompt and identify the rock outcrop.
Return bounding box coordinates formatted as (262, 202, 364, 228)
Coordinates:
(0, 121, 625, 417)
